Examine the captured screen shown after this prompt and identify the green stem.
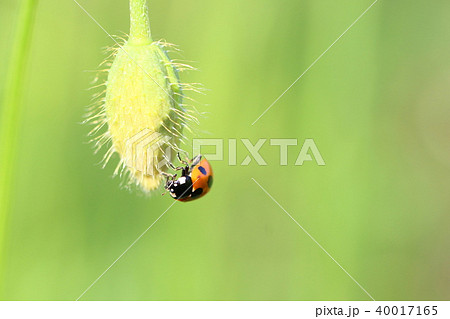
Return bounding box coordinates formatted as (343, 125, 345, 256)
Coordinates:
(0, 0, 38, 294)
(129, 0, 153, 45)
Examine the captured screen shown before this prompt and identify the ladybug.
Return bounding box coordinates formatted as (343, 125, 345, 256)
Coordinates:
(163, 154, 213, 202)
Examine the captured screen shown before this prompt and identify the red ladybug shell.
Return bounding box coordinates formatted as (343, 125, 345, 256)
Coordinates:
(178, 158, 213, 202)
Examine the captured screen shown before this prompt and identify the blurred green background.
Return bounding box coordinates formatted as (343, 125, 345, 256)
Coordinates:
(0, 0, 449, 300)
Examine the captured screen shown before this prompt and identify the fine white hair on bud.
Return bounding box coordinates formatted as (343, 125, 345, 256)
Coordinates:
(85, 0, 201, 192)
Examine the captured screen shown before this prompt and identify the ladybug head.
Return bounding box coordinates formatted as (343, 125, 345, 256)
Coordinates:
(167, 175, 193, 199)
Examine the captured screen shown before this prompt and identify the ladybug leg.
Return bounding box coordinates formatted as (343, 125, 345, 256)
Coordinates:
(167, 161, 184, 171)
(161, 172, 177, 195)
(161, 171, 176, 179)
(161, 171, 175, 186)
(177, 152, 190, 166)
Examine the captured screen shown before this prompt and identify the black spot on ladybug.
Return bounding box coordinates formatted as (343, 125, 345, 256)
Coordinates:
(198, 166, 207, 175)
(207, 175, 213, 188)
(191, 188, 203, 198)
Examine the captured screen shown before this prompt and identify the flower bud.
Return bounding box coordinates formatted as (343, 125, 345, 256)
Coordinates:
(88, 0, 195, 192)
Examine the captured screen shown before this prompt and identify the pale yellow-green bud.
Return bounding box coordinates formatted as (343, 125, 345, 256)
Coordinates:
(88, 0, 196, 192)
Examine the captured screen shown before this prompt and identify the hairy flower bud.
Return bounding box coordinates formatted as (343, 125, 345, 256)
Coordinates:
(87, 0, 197, 192)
